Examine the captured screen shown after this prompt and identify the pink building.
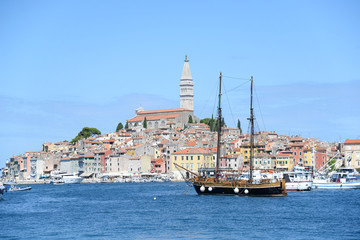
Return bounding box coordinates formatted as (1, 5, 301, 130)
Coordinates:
(315, 147, 327, 171)
(151, 158, 166, 173)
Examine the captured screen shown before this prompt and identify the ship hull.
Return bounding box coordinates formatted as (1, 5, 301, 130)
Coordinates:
(286, 181, 312, 191)
(193, 181, 287, 197)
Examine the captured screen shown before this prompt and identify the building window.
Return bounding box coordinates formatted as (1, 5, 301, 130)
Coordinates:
(191, 156, 193, 160)
(186, 156, 188, 160)
(175, 156, 177, 161)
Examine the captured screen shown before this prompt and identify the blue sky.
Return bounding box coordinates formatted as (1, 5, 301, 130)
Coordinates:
(1, 0, 359, 166)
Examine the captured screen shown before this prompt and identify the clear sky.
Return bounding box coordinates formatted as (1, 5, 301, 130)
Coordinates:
(1, 0, 359, 167)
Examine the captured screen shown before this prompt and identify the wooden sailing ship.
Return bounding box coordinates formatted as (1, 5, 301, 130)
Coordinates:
(175, 73, 287, 196)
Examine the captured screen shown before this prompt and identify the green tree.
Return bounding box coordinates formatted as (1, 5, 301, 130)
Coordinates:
(143, 117, 147, 129)
(71, 127, 101, 144)
(125, 121, 129, 129)
(116, 122, 124, 132)
(200, 115, 219, 132)
(188, 115, 193, 124)
(237, 119, 242, 134)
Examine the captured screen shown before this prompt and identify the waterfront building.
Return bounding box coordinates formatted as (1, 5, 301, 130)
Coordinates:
(105, 153, 130, 175)
(232, 143, 266, 165)
(289, 137, 305, 166)
(303, 147, 314, 168)
(254, 153, 276, 170)
(151, 157, 166, 173)
(94, 150, 112, 173)
(344, 139, 360, 168)
(171, 147, 214, 179)
(314, 147, 327, 171)
(220, 154, 242, 170)
(276, 150, 294, 171)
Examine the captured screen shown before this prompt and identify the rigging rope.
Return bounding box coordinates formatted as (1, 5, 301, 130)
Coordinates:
(198, 79, 218, 118)
(223, 75, 251, 81)
(222, 79, 237, 128)
(254, 85, 267, 132)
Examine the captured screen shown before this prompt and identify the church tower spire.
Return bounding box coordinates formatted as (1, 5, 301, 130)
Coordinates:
(180, 55, 194, 111)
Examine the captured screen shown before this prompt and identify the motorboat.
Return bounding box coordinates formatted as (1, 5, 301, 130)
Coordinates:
(313, 168, 360, 189)
(3, 182, 32, 191)
(283, 171, 312, 191)
(62, 174, 83, 184)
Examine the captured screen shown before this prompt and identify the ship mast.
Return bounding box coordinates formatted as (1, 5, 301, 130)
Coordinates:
(249, 76, 254, 182)
(215, 72, 222, 180)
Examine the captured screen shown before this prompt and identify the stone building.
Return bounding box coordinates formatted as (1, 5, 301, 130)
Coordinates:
(127, 56, 199, 130)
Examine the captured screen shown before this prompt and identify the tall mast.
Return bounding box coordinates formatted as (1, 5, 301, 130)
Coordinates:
(215, 72, 222, 180)
(249, 76, 254, 182)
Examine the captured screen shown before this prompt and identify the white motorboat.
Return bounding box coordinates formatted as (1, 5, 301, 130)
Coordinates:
(283, 171, 313, 191)
(282, 166, 313, 191)
(62, 175, 83, 184)
(313, 168, 360, 189)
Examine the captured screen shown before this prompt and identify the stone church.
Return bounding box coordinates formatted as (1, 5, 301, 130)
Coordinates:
(128, 56, 199, 129)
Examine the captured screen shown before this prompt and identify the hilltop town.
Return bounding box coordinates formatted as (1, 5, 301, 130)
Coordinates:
(2, 57, 359, 182)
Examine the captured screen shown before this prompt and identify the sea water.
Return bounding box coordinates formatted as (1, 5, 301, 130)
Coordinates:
(1, 182, 359, 239)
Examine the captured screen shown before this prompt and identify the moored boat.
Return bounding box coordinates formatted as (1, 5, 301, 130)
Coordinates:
(175, 74, 287, 197)
(313, 168, 360, 189)
(283, 167, 313, 191)
(62, 175, 83, 184)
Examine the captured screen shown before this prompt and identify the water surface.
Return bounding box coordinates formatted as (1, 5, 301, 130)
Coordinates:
(1, 182, 359, 239)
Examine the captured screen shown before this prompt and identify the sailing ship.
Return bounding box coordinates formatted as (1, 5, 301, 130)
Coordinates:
(175, 73, 287, 196)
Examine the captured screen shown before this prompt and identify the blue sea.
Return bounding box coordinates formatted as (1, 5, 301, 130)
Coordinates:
(1, 182, 359, 240)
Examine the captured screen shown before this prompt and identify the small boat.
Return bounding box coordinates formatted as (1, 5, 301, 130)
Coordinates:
(3, 182, 32, 192)
(312, 168, 360, 189)
(8, 186, 32, 191)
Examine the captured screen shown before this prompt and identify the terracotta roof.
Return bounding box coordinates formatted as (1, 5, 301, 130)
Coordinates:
(345, 139, 360, 144)
(276, 152, 293, 157)
(173, 148, 212, 155)
(187, 141, 197, 147)
(128, 113, 181, 122)
(137, 108, 192, 115)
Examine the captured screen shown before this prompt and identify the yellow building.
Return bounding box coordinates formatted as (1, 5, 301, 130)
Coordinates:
(344, 139, 360, 168)
(171, 148, 214, 173)
(228, 143, 265, 164)
(303, 147, 314, 167)
(276, 151, 294, 171)
(154, 148, 162, 159)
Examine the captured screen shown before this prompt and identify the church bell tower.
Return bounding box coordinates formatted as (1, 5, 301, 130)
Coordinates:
(179, 55, 194, 111)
